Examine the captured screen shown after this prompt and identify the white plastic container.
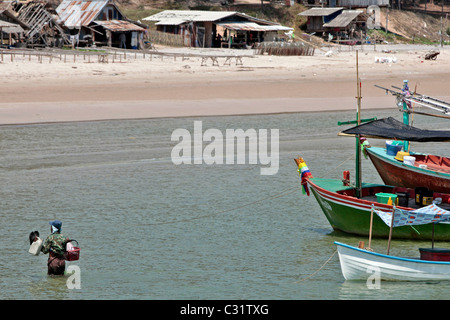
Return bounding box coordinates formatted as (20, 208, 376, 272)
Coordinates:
(28, 237, 43, 256)
(403, 156, 416, 166)
(66, 241, 74, 252)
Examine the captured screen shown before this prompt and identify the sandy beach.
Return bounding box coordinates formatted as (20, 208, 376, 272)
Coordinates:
(1, 44, 449, 125)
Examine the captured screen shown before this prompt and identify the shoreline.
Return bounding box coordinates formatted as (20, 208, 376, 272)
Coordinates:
(0, 109, 392, 127)
(0, 105, 398, 127)
(1, 45, 449, 125)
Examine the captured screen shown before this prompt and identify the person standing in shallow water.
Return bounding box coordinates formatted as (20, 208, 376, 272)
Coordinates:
(41, 220, 69, 275)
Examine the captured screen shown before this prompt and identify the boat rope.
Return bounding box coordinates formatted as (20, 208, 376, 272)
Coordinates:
(318, 154, 354, 179)
(295, 249, 338, 284)
(148, 186, 299, 226)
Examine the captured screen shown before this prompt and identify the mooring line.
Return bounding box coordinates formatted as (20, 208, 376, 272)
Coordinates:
(149, 186, 299, 226)
(318, 154, 354, 179)
(295, 249, 338, 284)
(151, 151, 355, 227)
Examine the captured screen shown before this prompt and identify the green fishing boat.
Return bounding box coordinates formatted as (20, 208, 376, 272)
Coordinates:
(295, 51, 450, 240)
(299, 174, 450, 240)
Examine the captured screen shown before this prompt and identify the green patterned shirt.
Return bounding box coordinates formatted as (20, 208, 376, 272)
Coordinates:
(41, 232, 68, 258)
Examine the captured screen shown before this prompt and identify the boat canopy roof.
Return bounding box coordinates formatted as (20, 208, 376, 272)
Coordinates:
(341, 117, 450, 142)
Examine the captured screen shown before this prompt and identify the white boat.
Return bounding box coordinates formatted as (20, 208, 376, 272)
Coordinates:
(335, 204, 450, 281)
(335, 241, 450, 281)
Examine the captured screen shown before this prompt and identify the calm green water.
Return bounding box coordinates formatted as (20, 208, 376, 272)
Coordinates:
(1, 109, 450, 300)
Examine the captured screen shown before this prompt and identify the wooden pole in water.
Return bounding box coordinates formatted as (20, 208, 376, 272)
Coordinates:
(387, 207, 395, 255)
(432, 223, 435, 249)
(368, 206, 374, 250)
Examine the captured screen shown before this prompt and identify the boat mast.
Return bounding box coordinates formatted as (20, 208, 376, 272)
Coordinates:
(355, 51, 362, 198)
(402, 80, 410, 152)
(338, 51, 376, 198)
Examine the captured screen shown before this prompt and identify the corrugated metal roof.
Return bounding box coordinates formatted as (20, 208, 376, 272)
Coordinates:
(144, 9, 282, 29)
(2, 25, 24, 33)
(340, 0, 389, 6)
(0, 20, 24, 33)
(323, 10, 363, 28)
(263, 25, 294, 31)
(93, 19, 145, 32)
(299, 7, 343, 16)
(0, 19, 16, 27)
(154, 18, 186, 26)
(143, 10, 238, 23)
(56, 0, 109, 28)
(216, 21, 292, 32)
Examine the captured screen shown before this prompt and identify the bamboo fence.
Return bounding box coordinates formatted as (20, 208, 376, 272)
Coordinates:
(147, 30, 185, 47)
(254, 42, 315, 56)
(0, 48, 188, 64)
(0, 47, 245, 66)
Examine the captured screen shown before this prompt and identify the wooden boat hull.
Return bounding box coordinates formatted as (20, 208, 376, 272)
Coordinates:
(335, 241, 450, 281)
(308, 178, 450, 240)
(366, 147, 450, 194)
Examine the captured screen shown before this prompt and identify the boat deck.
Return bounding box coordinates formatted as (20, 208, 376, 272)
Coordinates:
(362, 194, 450, 210)
(309, 177, 450, 211)
(309, 178, 384, 193)
(368, 147, 450, 174)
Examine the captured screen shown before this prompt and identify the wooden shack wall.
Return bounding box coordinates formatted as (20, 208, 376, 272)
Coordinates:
(100, 4, 123, 21)
(306, 17, 324, 31)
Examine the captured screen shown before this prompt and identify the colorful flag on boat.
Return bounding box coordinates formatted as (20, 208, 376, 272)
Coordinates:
(374, 204, 450, 228)
(297, 157, 313, 196)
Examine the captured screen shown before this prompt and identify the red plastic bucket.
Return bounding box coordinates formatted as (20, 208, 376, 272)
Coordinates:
(66, 240, 80, 261)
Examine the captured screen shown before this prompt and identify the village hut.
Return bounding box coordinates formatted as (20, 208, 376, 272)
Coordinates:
(143, 10, 292, 48)
(299, 7, 344, 33)
(55, 0, 146, 49)
(299, 7, 368, 43)
(322, 9, 368, 43)
(0, 1, 28, 47)
(12, 0, 68, 48)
